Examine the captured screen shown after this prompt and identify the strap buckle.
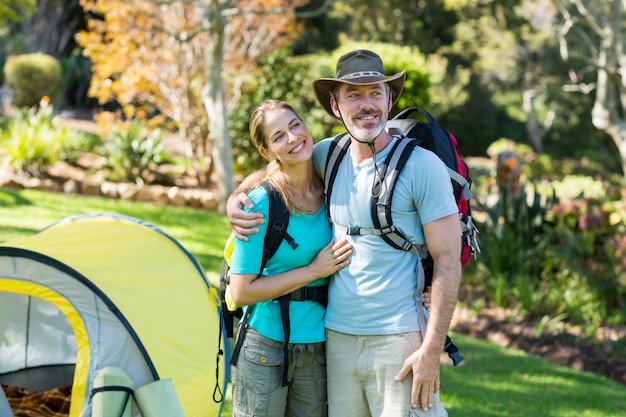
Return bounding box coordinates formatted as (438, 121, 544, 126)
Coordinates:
(346, 226, 361, 235)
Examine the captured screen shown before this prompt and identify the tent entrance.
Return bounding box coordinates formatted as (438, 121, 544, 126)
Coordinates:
(0, 280, 88, 415)
(0, 287, 79, 389)
(0, 364, 76, 393)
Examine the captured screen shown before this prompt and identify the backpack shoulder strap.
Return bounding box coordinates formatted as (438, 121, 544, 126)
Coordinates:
(371, 137, 423, 258)
(323, 133, 351, 218)
(389, 107, 471, 201)
(375, 137, 428, 259)
(260, 181, 297, 271)
(249, 181, 298, 387)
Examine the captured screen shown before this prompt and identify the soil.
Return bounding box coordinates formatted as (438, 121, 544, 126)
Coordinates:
(451, 303, 626, 386)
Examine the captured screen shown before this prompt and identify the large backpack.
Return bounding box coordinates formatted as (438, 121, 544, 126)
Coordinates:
(219, 181, 328, 386)
(323, 106, 479, 365)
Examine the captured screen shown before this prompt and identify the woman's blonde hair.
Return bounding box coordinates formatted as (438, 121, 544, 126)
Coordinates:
(249, 100, 306, 213)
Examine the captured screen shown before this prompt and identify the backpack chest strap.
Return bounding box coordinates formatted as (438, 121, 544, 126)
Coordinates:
(333, 224, 426, 258)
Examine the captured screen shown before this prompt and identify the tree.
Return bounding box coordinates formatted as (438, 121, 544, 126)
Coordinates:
(0, 0, 36, 25)
(442, 0, 565, 154)
(78, 0, 320, 212)
(19, 0, 85, 58)
(553, 0, 626, 179)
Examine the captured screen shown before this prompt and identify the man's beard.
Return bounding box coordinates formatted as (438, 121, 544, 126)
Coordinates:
(345, 109, 388, 144)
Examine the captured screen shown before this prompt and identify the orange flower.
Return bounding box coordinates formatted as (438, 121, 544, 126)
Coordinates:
(40, 96, 50, 107)
(503, 158, 518, 169)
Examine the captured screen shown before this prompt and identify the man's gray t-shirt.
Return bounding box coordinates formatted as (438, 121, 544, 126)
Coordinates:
(313, 136, 458, 335)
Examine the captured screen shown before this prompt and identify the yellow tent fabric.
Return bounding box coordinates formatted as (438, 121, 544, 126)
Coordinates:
(0, 213, 228, 417)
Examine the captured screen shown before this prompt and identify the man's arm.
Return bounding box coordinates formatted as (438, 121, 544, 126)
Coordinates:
(394, 213, 462, 411)
(226, 169, 266, 240)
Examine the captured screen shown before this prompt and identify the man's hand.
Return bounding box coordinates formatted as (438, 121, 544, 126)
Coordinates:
(226, 192, 264, 240)
(394, 344, 441, 411)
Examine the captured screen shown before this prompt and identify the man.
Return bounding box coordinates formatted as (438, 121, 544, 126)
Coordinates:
(228, 50, 461, 417)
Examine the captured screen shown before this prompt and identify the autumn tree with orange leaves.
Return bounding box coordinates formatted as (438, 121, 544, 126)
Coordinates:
(76, 0, 317, 212)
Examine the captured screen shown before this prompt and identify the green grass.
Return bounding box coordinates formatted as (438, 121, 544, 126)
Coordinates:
(0, 187, 231, 285)
(2, 187, 625, 417)
(441, 333, 625, 417)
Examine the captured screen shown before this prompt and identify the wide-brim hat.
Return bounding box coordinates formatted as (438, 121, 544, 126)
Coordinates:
(313, 49, 406, 118)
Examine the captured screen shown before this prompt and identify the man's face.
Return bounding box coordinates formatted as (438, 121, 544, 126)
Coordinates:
(332, 82, 391, 143)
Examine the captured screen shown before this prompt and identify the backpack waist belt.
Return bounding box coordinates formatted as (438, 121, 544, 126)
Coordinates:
(288, 284, 328, 306)
(231, 283, 329, 387)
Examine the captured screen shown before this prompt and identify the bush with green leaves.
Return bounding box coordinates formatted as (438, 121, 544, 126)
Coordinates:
(328, 41, 432, 114)
(3, 52, 62, 108)
(543, 191, 626, 333)
(475, 184, 556, 309)
(229, 43, 432, 177)
(100, 119, 172, 184)
(0, 103, 88, 175)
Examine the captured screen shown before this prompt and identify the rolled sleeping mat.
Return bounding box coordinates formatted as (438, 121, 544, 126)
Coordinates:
(91, 367, 134, 417)
(134, 378, 184, 417)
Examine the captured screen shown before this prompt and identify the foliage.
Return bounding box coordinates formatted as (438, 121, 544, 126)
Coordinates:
(0, 101, 88, 175)
(475, 184, 556, 309)
(229, 42, 433, 176)
(229, 49, 332, 175)
(544, 194, 626, 332)
(3, 52, 63, 108)
(77, 0, 308, 191)
(100, 119, 172, 184)
(329, 0, 458, 55)
(0, 0, 36, 25)
(470, 137, 626, 332)
(60, 51, 95, 109)
(4, 34, 27, 55)
(551, 0, 626, 179)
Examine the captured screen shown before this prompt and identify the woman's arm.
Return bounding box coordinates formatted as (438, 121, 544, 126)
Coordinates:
(229, 239, 352, 306)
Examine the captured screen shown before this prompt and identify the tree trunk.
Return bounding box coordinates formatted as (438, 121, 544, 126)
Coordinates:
(591, 0, 626, 180)
(201, 0, 234, 214)
(556, 0, 626, 180)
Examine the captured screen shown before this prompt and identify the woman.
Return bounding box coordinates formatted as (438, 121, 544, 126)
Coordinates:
(228, 100, 352, 417)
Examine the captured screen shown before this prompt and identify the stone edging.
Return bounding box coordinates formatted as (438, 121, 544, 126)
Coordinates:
(0, 171, 219, 210)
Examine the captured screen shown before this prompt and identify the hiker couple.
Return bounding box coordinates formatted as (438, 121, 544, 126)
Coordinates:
(226, 49, 460, 417)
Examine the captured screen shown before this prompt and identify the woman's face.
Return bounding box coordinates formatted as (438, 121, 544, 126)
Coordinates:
(262, 108, 313, 167)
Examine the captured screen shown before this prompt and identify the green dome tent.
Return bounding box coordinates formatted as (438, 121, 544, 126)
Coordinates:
(0, 213, 229, 417)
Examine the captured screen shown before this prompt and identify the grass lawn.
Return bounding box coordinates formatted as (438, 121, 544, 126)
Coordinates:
(0, 187, 231, 285)
(1, 187, 625, 417)
(440, 333, 625, 416)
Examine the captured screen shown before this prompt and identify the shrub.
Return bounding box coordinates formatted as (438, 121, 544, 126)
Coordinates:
(100, 119, 173, 184)
(230, 43, 432, 177)
(4, 53, 63, 108)
(0, 101, 88, 176)
(545, 194, 626, 332)
(476, 184, 556, 309)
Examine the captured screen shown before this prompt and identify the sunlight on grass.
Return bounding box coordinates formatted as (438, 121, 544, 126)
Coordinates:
(441, 334, 626, 417)
(0, 188, 231, 273)
(2, 188, 626, 417)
